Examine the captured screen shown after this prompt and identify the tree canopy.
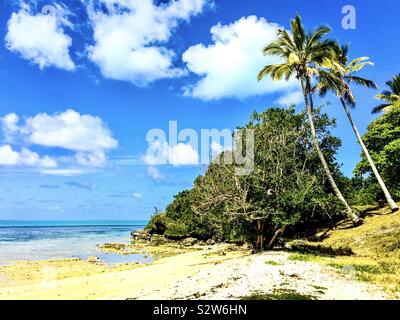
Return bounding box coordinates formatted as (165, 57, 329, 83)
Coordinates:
(355, 106, 400, 199)
(146, 107, 347, 250)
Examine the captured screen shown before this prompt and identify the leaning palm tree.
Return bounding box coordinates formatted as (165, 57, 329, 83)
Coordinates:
(257, 15, 362, 224)
(315, 45, 399, 212)
(372, 74, 400, 114)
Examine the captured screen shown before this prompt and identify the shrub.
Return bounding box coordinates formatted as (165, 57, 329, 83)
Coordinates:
(145, 213, 167, 235)
(164, 220, 190, 239)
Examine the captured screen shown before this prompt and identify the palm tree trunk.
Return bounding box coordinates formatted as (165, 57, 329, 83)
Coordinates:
(340, 97, 399, 212)
(300, 79, 362, 224)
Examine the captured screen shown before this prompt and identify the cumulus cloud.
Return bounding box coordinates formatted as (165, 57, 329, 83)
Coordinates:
(87, 0, 207, 85)
(24, 109, 117, 152)
(145, 140, 199, 166)
(1, 109, 118, 168)
(275, 90, 304, 106)
(5, 2, 75, 70)
(0, 145, 57, 167)
(182, 15, 298, 100)
(1, 113, 20, 142)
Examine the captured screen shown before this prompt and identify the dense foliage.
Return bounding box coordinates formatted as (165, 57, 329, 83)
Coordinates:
(146, 107, 350, 250)
(355, 106, 400, 199)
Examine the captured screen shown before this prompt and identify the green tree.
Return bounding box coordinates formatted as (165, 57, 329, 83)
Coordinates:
(257, 15, 361, 224)
(315, 45, 399, 212)
(355, 107, 400, 200)
(372, 74, 400, 114)
(165, 190, 215, 239)
(191, 107, 344, 250)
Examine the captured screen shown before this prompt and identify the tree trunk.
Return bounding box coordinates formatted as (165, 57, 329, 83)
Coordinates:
(340, 97, 399, 212)
(256, 220, 265, 251)
(267, 226, 285, 248)
(300, 79, 362, 225)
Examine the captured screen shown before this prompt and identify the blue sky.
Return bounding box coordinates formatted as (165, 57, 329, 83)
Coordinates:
(0, 0, 399, 220)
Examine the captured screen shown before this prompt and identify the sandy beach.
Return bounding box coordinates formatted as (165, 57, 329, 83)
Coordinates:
(0, 243, 391, 300)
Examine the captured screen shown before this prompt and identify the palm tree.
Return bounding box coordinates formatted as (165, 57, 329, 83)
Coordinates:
(316, 45, 399, 212)
(372, 74, 400, 114)
(257, 15, 362, 224)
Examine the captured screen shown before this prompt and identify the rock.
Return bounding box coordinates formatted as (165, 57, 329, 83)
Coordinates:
(241, 243, 252, 251)
(150, 234, 168, 244)
(182, 237, 198, 246)
(131, 230, 151, 241)
(205, 238, 216, 245)
(101, 243, 126, 251)
(131, 231, 140, 239)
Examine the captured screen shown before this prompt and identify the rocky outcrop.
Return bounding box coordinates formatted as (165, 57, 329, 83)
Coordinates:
(131, 230, 151, 241)
(182, 237, 198, 246)
(102, 243, 127, 251)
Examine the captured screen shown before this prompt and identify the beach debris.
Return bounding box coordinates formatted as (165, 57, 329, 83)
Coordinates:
(87, 256, 102, 264)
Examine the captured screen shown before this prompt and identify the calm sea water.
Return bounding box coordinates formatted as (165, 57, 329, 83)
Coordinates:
(0, 220, 150, 265)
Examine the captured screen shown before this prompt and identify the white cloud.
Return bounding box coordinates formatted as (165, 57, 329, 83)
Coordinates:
(0, 145, 19, 165)
(1, 109, 117, 168)
(147, 165, 165, 180)
(132, 192, 142, 200)
(1, 113, 19, 142)
(87, 0, 207, 85)
(24, 109, 117, 153)
(0, 145, 57, 168)
(40, 169, 88, 176)
(275, 90, 304, 106)
(18, 148, 57, 167)
(169, 142, 199, 166)
(75, 150, 107, 167)
(182, 15, 298, 100)
(145, 140, 199, 166)
(5, 3, 75, 70)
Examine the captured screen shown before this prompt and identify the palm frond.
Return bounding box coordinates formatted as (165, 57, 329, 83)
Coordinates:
(291, 14, 306, 51)
(343, 91, 356, 108)
(346, 76, 377, 89)
(262, 43, 288, 57)
(385, 74, 400, 94)
(306, 25, 331, 50)
(372, 104, 391, 114)
(257, 63, 294, 82)
(276, 29, 297, 52)
(375, 93, 398, 103)
(340, 44, 349, 64)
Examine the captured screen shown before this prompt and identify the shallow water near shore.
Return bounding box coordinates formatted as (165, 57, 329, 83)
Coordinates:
(0, 220, 150, 265)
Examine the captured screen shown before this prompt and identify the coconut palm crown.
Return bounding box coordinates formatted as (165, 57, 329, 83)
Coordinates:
(257, 14, 339, 97)
(315, 44, 377, 106)
(372, 74, 400, 114)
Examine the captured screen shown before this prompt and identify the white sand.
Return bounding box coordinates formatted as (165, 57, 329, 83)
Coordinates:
(0, 245, 390, 300)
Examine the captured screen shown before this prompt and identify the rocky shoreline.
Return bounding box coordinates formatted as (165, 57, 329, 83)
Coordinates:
(99, 230, 249, 261)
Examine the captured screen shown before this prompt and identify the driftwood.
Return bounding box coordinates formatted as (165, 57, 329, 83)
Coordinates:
(267, 226, 286, 248)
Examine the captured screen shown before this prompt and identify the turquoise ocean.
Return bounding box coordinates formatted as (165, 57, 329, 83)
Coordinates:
(0, 220, 149, 265)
